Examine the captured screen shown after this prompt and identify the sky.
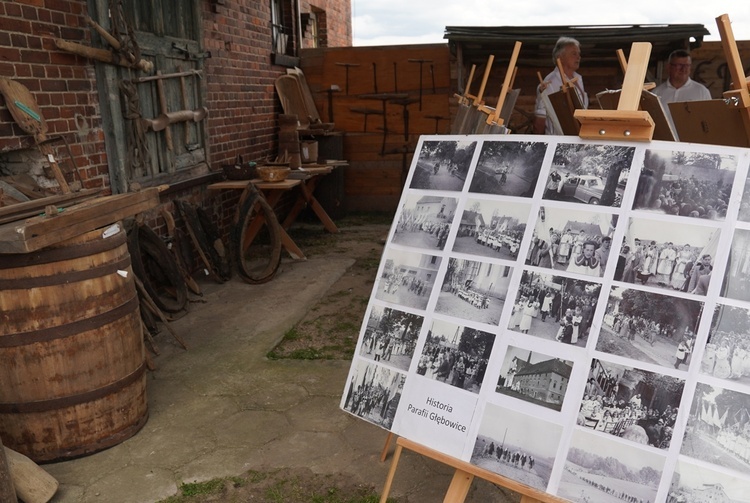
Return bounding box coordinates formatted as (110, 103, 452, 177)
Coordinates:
(352, 2, 750, 46)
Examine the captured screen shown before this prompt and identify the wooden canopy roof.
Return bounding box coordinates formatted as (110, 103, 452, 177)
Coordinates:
(444, 24, 711, 68)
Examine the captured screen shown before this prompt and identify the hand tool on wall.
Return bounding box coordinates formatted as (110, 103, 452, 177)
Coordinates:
(0, 78, 72, 193)
(53, 38, 153, 73)
(334, 62, 360, 95)
(408, 58, 432, 111)
(155, 71, 173, 151)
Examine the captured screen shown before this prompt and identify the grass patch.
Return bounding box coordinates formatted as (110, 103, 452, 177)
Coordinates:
(158, 469, 395, 503)
(159, 476, 245, 502)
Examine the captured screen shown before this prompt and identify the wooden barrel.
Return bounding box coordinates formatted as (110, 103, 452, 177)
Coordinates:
(0, 222, 148, 462)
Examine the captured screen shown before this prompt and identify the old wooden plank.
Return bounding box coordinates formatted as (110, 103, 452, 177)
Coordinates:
(0, 189, 103, 225)
(0, 189, 160, 253)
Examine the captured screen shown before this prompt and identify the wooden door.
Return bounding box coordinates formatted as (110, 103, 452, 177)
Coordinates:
(90, 0, 208, 192)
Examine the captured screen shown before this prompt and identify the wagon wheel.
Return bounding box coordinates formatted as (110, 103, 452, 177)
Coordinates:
(127, 222, 188, 314)
(232, 186, 283, 284)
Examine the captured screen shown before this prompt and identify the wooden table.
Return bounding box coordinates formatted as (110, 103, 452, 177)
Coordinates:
(208, 165, 343, 260)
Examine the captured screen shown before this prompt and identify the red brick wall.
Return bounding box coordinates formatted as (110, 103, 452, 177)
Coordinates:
(300, 0, 352, 48)
(0, 0, 108, 190)
(0, 0, 352, 230)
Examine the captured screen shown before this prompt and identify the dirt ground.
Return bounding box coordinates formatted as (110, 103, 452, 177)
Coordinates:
(160, 215, 394, 503)
(267, 217, 391, 361)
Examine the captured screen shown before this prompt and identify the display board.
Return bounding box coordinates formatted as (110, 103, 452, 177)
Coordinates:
(341, 134, 750, 503)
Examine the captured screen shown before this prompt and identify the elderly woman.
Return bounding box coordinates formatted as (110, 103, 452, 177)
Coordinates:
(534, 37, 589, 134)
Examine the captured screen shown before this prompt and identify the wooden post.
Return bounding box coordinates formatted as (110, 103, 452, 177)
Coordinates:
(575, 42, 655, 141)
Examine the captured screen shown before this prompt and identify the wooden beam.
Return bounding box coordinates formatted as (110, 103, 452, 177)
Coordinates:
(0, 189, 160, 253)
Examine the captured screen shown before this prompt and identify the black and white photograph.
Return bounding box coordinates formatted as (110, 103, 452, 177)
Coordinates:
(495, 346, 573, 412)
(391, 194, 458, 251)
(559, 429, 665, 503)
(580, 358, 685, 450)
(434, 257, 512, 326)
(738, 172, 750, 222)
(633, 148, 737, 220)
(375, 249, 442, 311)
(359, 305, 424, 372)
(416, 318, 495, 393)
(409, 139, 477, 191)
(598, 286, 704, 369)
(543, 142, 634, 207)
(508, 270, 600, 347)
(668, 458, 750, 503)
(682, 383, 750, 473)
(531, 206, 618, 278)
(614, 217, 720, 295)
(702, 304, 750, 382)
(721, 228, 750, 302)
(452, 198, 530, 260)
(342, 360, 405, 430)
(468, 140, 547, 197)
(470, 402, 562, 492)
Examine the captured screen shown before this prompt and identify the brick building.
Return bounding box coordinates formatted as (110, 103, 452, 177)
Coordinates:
(0, 0, 351, 236)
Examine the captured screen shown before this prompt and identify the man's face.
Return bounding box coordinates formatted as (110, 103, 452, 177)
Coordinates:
(668, 56, 692, 88)
(602, 240, 611, 250)
(559, 44, 581, 73)
(702, 256, 712, 266)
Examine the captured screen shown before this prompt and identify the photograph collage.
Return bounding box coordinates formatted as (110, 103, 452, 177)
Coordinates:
(340, 135, 750, 502)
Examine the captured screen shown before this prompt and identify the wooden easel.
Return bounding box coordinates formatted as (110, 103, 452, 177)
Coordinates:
(380, 436, 571, 503)
(575, 42, 655, 141)
(475, 41, 522, 133)
(544, 57, 586, 135)
(716, 13, 750, 145)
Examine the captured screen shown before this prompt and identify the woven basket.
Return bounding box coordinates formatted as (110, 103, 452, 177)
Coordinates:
(256, 166, 290, 182)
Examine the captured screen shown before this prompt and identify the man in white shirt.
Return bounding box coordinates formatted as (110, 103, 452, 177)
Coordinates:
(653, 49, 711, 104)
(534, 37, 589, 135)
